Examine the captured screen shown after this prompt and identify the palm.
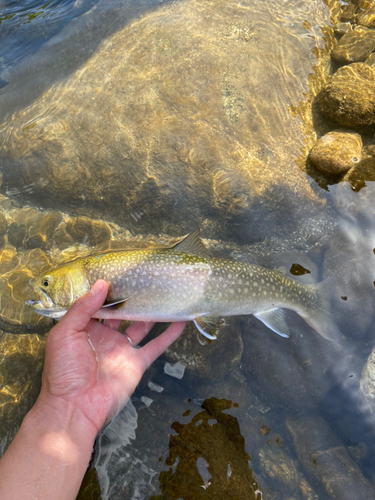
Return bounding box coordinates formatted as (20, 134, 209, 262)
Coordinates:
(40, 281, 186, 432)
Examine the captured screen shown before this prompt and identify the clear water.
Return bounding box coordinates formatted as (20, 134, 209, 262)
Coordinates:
(1, 0, 375, 499)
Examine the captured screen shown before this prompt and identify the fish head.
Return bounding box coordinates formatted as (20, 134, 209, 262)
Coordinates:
(29, 262, 90, 310)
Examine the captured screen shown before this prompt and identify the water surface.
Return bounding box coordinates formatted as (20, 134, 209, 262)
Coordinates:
(1, 0, 375, 499)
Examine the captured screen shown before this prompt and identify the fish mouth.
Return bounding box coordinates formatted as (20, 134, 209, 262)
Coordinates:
(25, 300, 67, 320)
(38, 287, 55, 308)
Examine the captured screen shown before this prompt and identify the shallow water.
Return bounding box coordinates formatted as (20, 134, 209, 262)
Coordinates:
(1, 0, 375, 498)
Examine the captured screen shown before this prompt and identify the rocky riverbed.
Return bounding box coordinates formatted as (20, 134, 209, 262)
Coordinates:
(1, 0, 375, 498)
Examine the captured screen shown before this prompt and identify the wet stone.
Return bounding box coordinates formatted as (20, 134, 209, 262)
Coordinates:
(7, 222, 25, 248)
(286, 415, 375, 500)
(53, 222, 74, 250)
(6, 208, 61, 250)
(0, 0, 333, 244)
(319, 63, 375, 126)
(24, 211, 61, 250)
(163, 319, 243, 381)
(365, 52, 375, 66)
(0, 333, 45, 450)
(258, 447, 304, 495)
(333, 22, 352, 38)
(0, 212, 7, 236)
(331, 29, 375, 64)
(65, 216, 112, 247)
(0, 245, 52, 332)
(339, 2, 355, 23)
(309, 130, 362, 176)
(323, 231, 375, 337)
(357, 5, 375, 29)
(343, 156, 375, 190)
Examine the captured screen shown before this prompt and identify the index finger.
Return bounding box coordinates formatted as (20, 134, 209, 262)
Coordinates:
(59, 280, 108, 332)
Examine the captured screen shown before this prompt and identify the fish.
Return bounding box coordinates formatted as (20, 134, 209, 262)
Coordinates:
(26, 230, 340, 342)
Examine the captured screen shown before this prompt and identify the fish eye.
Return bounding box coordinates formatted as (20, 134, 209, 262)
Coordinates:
(42, 279, 49, 287)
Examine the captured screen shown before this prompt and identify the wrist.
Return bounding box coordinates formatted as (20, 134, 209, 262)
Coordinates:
(25, 390, 98, 459)
(0, 392, 99, 500)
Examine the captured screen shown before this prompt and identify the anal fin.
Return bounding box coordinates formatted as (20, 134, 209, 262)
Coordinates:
(193, 315, 225, 340)
(254, 308, 290, 338)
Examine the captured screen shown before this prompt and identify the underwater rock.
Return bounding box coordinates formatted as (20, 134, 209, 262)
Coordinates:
(7, 222, 25, 248)
(333, 22, 352, 37)
(0, 245, 52, 332)
(65, 216, 112, 248)
(359, 345, 375, 428)
(0, 0, 332, 243)
(309, 130, 362, 176)
(0, 333, 45, 451)
(258, 447, 313, 498)
(339, 2, 356, 23)
(286, 415, 375, 500)
(319, 63, 375, 126)
(323, 230, 375, 337)
(163, 320, 243, 381)
(343, 156, 375, 190)
(6, 208, 61, 250)
(357, 5, 375, 29)
(331, 28, 375, 64)
(0, 212, 7, 236)
(365, 52, 375, 66)
(241, 315, 342, 412)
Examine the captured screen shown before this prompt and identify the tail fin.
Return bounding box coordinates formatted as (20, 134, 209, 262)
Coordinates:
(301, 278, 341, 343)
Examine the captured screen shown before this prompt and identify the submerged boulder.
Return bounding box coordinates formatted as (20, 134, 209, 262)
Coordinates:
(309, 130, 362, 176)
(319, 63, 375, 127)
(0, 0, 332, 243)
(331, 28, 375, 64)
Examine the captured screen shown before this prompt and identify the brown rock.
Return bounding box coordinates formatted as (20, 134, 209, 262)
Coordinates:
(0, 0, 332, 243)
(357, 5, 375, 29)
(331, 29, 375, 64)
(0, 212, 7, 236)
(65, 216, 111, 247)
(365, 52, 375, 66)
(320, 63, 375, 126)
(309, 130, 362, 176)
(286, 415, 375, 500)
(333, 22, 352, 37)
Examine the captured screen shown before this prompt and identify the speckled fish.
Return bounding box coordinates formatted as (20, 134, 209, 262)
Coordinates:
(26, 230, 339, 342)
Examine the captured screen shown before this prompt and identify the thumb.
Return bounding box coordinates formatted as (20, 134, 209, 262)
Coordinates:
(60, 280, 108, 332)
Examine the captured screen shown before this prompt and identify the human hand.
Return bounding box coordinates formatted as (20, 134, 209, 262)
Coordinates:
(36, 280, 186, 435)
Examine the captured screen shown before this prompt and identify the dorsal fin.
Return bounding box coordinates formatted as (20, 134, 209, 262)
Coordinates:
(171, 229, 208, 256)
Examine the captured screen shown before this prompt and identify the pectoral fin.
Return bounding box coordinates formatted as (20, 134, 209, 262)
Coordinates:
(193, 315, 225, 340)
(254, 308, 290, 338)
(102, 297, 131, 309)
